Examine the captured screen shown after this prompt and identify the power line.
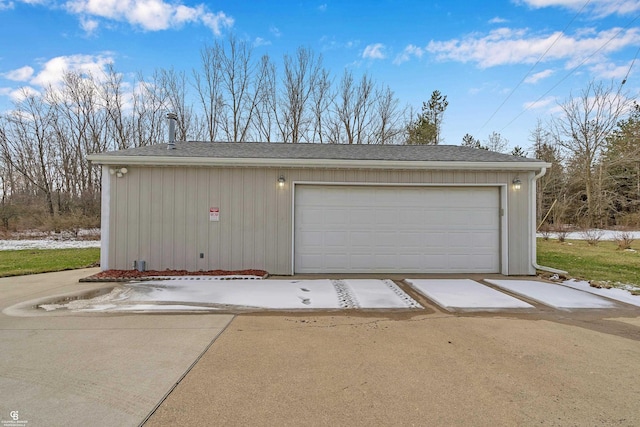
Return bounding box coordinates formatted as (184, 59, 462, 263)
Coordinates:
(499, 12, 640, 133)
(478, 0, 592, 133)
(621, 44, 640, 85)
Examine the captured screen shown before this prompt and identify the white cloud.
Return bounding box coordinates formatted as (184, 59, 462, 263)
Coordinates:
(80, 16, 99, 34)
(318, 3, 327, 12)
(2, 66, 34, 81)
(9, 86, 40, 102)
(523, 95, 556, 110)
(319, 36, 359, 51)
(253, 37, 271, 47)
(64, 0, 233, 34)
(589, 61, 634, 79)
(518, 0, 586, 7)
(362, 43, 386, 60)
(30, 54, 114, 87)
(525, 69, 554, 83)
(517, 0, 640, 17)
(426, 27, 640, 69)
(0, 1, 14, 11)
(270, 26, 281, 38)
(200, 11, 233, 35)
(393, 44, 424, 64)
(489, 16, 508, 24)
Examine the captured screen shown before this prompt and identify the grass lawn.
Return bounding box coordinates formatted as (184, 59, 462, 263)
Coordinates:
(0, 242, 638, 287)
(0, 248, 100, 277)
(537, 238, 640, 286)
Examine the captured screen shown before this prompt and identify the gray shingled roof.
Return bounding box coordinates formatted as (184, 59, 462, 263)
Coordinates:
(92, 141, 543, 163)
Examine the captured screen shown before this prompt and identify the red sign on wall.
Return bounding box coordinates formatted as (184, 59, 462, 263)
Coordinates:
(209, 207, 219, 222)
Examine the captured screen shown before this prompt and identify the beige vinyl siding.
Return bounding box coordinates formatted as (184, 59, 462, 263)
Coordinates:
(105, 166, 535, 275)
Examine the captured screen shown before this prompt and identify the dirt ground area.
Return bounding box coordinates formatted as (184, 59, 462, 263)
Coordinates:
(145, 306, 640, 426)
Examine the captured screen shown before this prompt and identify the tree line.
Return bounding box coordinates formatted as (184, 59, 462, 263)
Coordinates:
(534, 82, 639, 230)
(462, 81, 639, 230)
(0, 36, 415, 232)
(0, 35, 638, 233)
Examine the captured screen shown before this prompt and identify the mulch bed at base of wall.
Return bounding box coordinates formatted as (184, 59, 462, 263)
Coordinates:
(80, 269, 269, 282)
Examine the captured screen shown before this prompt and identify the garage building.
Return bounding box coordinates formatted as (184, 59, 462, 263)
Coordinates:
(87, 141, 550, 275)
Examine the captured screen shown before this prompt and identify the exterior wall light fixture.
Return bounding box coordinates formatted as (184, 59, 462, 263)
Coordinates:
(512, 177, 522, 190)
(110, 167, 129, 178)
(278, 175, 286, 187)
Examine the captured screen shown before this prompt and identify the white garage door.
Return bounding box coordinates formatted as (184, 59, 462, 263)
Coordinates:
(294, 185, 500, 273)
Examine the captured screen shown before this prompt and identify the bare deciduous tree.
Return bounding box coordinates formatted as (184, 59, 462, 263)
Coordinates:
(277, 47, 323, 143)
(193, 43, 224, 141)
(160, 68, 195, 141)
(217, 35, 263, 142)
(372, 86, 405, 145)
(3, 89, 58, 217)
(309, 68, 333, 144)
(333, 71, 376, 144)
(484, 131, 508, 153)
(133, 70, 169, 147)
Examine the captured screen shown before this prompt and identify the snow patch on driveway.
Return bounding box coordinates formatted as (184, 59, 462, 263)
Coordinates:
(39, 278, 423, 312)
(485, 280, 618, 309)
(405, 279, 534, 311)
(560, 279, 640, 307)
(342, 279, 422, 309)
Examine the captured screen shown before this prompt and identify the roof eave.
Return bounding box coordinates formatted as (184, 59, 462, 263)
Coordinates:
(86, 154, 551, 171)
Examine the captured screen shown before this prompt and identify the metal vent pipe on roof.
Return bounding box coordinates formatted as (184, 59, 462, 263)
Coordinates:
(166, 112, 177, 150)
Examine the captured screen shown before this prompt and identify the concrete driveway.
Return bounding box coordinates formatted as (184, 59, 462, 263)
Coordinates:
(0, 269, 233, 427)
(3, 270, 640, 426)
(144, 310, 640, 426)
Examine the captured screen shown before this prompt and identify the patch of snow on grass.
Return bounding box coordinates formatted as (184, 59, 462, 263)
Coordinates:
(536, 230, 640, 241)
(0, 239, 100, 250)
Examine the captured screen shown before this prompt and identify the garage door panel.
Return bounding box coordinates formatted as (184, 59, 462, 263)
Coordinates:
(349, 209, 374, 225)
(399, 209, 424, 224)
(401, 232, 427, 247)
(374, 254, 398, 269)
(447, 232, 475, 247)
(421, 233, 448, 248)
(374, 209, 397, 225)
(397, 254, 423, 268)
(297, 231, 323, 248)
(322, 190, 351, 205)
(473, 210, 499, 227)
(324, 254, 349, 269)
(295, 185, 500, 273)
(423, 211, 448, 226)
(422, 254, 449, 270)
(324, 231, 348, 247)
(474, 195, 499, 208)
(323, 209, 347, 225)
(298, 254, 322, 270)
(298, 209, 324, 225)
(350, 231, 373, 247)
(473, 231, 499, 248)
(447, 211, 475, 227)
(351, 254, 374, 270)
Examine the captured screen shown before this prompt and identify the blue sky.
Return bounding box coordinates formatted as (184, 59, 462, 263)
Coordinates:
(1, 0, 639, 151)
